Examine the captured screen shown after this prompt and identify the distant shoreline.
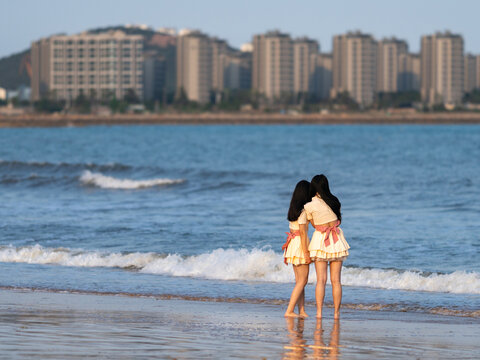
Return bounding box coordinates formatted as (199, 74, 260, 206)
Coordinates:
(2, 112, 480, 127)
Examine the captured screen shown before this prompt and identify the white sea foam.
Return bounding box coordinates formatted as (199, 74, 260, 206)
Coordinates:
(1, 245, 479, 294)
(79, 170, 184, 189)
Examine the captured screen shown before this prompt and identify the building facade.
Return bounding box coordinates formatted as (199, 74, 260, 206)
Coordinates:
(464, 53, 477, 93)
(332, 31, 377, 106)
(211, 38, 229, 93)
(143, 52, 167, 101)
(146, 31, 177, 99)
(398, 53, 421, 92)
(252, 31, 294, 100)
(421, 31, 464, 106)
(31, 31, 144, 101)
(219, 51, 252, 91)
(293, 37, 319, 94)
(476, 55, 480, 90)
(377, 38, 408, 93)
(311, 53, 332, 100)
(176, 30, 212, 103)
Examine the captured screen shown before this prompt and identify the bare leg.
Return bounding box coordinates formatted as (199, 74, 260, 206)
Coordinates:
(314, 261, 328, 318)
(293, 266, 308, 317)
(329, 261, 343, 320)
(285, 264, 309, 317)
(297, 288, 308, 317)
(286, 265, 300, 318)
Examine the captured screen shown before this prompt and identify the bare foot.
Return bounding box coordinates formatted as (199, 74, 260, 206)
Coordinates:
(284, 311, 300, 318)
(316, 312, 323, 318)
(333, 312, 340, 320)
(299, 311, 309, 318)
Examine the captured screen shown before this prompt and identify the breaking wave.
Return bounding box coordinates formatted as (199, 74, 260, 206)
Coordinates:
(79, 171, 185, 189)
(1, 245, 479, 295)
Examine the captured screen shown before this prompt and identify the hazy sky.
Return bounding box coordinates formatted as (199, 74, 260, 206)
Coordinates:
(2, 0, 480, 58)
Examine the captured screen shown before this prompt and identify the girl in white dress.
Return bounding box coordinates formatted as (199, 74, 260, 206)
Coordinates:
(304, 175, 350, 319)
(283, 180, 312, 317)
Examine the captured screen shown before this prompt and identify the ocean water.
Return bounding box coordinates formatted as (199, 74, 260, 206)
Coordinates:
(0, 125, 479, 317)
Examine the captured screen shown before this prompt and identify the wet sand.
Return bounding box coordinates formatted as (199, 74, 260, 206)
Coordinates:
(1, 288, 479, 359)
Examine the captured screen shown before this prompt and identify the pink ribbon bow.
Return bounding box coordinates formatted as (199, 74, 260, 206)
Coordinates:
(282, 230, 300, 265)
(314, 221, 341, 248)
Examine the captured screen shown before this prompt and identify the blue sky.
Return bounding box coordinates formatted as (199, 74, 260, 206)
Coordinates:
(2, 0, 480, 58)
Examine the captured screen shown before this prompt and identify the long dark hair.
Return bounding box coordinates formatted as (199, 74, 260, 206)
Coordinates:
(309, 174, 342, 222)
(287, 180, 311, 221)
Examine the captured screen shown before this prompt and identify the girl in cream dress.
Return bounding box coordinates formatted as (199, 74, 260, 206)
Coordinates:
(283, 180, 312, 317)
(304, 175, 350, 319)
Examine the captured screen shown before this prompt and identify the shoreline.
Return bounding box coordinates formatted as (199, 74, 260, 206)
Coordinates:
(2, 111, 480, 127)
(1, 285, 478, 319)
(1, 287, 479, 359)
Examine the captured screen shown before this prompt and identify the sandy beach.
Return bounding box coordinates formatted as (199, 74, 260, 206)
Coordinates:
(1, 288, 478, 359)
(2, 111, 480, 127)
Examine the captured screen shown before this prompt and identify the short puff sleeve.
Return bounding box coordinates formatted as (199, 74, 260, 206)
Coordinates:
(304, 203, 313, 221)
(297, 210, 308, 225)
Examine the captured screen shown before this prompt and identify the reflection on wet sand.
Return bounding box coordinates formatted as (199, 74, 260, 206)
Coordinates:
(283, 317, 307, 359)
(312, 319, 340, 360)
(283, 318, 341, 359)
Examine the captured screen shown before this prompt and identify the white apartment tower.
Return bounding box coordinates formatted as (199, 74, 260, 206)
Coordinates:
(421, 31, 464, 106)
(176, 30, 212, 103)
(31, 31, 144, 101)
(377, 38, 408, 92)
(252, 31, 293, 100)
(293, 37, 319, 94)
(332, 32, 377, 106)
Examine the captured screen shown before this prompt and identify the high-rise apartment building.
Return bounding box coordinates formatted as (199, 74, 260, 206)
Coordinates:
(143, 51, 167, 101)
(311, 53, 332, 100)
(398, 53, 421, 91)
(176, 30, 212, 103)
(332, 31, 377, 106)
(219, 51, 252, 91)
(31, 31, 144, 101)
(476, 56, 480, 90)
(176, 31, 252, 102)
(464, 53, 476, 93)
(31, 38, 51, 101)
(377, 38, 408, 92)
(293, 37, 319, 94)
(211, 38, 229, 93)
(252, 31, 293, 99)
(476, 55, 480, 90)
(421, 31, 464, 106)
(144, 30, 177, 101)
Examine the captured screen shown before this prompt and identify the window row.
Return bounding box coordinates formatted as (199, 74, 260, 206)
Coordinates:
(53, 47, 141, 59)
(53, 61, 143, 72)
(53, 39, 142, 46)
(53, 74, 142, 85)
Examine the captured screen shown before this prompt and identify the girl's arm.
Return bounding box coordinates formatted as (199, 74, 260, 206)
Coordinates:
(299, 223, 311, 264)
